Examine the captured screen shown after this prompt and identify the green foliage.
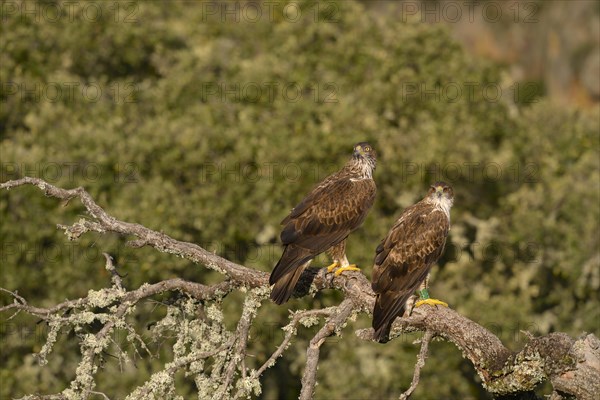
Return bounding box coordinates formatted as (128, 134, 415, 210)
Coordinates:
(1, 0, 598, 398)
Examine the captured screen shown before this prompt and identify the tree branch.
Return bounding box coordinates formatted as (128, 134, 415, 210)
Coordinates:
(299, 298, 355, 400)
(2, 177, 598, 399)
(399, 330, 434, 400)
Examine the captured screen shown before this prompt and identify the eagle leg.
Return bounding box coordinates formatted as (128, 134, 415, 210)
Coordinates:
(414, 275, 448, 308)
(325, 242, 356, 275)
(325, 262, 339, 273)
(415, 298, 448, 308)
(334, 264, 360, 276)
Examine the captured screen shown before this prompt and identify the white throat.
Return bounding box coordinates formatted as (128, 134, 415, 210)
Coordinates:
(359, 161, 373, 179)
(432, 196, 453, 220)
(352, 157, 374, 179)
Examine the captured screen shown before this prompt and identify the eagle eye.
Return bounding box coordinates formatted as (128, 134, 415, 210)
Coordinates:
(364, 146, 371, 152)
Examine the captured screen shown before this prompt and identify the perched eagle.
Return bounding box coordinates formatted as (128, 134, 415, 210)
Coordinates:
(371, 182, 454, 343)
(269, 142, 377, 304)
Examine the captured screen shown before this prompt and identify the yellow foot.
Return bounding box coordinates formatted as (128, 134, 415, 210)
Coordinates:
(326, 262, 339, 273)
(334, 264, 360, 276)
(415, 298, 448, 308)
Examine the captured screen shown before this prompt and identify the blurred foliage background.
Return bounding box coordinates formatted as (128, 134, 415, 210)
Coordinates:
(1, 0, 598, 398)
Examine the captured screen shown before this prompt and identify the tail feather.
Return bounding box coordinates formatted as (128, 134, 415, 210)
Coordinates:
(269, 245, 311, 286)
(372, 291, 412, 343)
(270, 264, 306, 304)
(270, 245, 313, 304)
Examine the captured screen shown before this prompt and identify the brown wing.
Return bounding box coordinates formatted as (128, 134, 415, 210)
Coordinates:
(371, 202, 449, 342)
(269, 175, 376, 303)
(280, 178, 376, 250)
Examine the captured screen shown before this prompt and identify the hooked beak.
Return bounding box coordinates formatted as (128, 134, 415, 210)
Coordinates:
(435, 186, 444, 198)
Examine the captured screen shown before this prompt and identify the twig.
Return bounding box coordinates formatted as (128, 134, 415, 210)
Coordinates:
(132, 338, 235, 397)
(399, 330, 434, 400)
(0, 279, 234, 318)
(215, 291, 264, 400)
(299, 299, 355, 400)
(103, 253, 123, 290)
(252, 308, 335, 378)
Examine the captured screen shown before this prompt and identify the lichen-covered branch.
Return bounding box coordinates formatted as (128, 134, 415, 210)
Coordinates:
(299, 299, 355, 400)
(356, 306, 599, 399)
(251, 307, 336, 380)
(399, 330, 434, 400)
(1, 177, 598, 399)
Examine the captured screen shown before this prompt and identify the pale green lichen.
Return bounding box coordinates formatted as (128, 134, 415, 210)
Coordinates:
(300, 315, 320, 328)
(34, 318, 62, 366)
(235, 376, 262, 398)
(206, 303, 224, 324)
(195, 375, 212, 400)
(62, 218, 90, 241)
(40, 281, 269, 398)
(250, 284, 271, 300)
(75, 311, 98, 325)
(86, 287, 125, 308)
(63, 344, 101, 399)
(483, 351, 546, 394)
(125, 370, 176, 400)
(282, 321, 298, 336)
(81, 333, 111, 354)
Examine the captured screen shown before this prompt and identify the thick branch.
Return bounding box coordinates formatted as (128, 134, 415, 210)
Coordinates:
(356, 306, 599, 399)
(1, 278, 234, 318)
(1, 177, 264, 286)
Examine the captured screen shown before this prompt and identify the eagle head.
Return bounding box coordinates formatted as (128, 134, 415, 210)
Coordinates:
(428, 181, 454, 199)
(427, 181, 454, 215)
(352, 142, 377, 166)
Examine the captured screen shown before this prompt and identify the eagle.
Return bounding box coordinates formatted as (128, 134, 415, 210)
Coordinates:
(269, 142, 377, 305)
(371, 182, 454, 343)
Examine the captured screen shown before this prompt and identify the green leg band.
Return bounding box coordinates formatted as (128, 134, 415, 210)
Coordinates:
(418, 288, 430, 300)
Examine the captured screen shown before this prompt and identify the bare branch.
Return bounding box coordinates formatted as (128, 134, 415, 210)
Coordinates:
(399, 330, 434, 400)
(299, 299, 355, 400)
(1, 177, 265, 285)
(253, 307, 336, 379)
(103, 253, 124, 290)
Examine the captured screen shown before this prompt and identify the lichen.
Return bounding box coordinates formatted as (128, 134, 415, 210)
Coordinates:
(235, 376, 262, 398)
(86, 287, 124, 308)
(34, 317, 62, 366)
(300, 315, 320, 328)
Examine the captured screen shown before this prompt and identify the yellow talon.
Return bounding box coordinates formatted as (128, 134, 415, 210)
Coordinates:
(326, 262, 339, 273)
(334, 264, 360, 276)
(415, 298, 448, 308)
